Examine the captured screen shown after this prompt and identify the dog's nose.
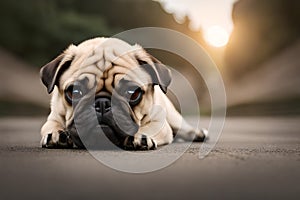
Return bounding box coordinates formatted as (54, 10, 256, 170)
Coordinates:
(95, 97, 111, 115)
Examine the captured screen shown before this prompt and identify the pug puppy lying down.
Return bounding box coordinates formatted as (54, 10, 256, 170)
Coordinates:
(40, 37, 207, 150)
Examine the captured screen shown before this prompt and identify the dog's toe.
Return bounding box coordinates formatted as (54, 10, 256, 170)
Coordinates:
(41, 134, 58, 148)
(123, 135, 157, 150)
(193, 128, 208, 142)
(123, 136, 135, 150)
(57, 131, 73, 148)
(139, 135, 156, 150)
(41, 134, 51, 148)
(201, 128, 208, 138)
(149, 138, 157, 150)
(41, 131, 73, 149)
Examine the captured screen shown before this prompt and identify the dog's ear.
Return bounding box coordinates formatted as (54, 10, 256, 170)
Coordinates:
(40, 54, 73, 94)
(137, 55, 172, 94)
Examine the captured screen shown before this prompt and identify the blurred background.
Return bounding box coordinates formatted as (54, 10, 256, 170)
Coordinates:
(0, 0, 299, 117)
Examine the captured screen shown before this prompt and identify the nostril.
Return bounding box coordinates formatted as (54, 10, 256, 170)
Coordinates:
(105, 101, 111, 110)
(95, 107, 101, 112)
(95, 97, 111, 114)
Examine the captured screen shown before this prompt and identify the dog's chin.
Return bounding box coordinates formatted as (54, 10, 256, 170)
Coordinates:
(68, 121, 128, 149)
(99, 124, 125, 147)
(68, 124, 120, 149)
(68, 97, 139, 149)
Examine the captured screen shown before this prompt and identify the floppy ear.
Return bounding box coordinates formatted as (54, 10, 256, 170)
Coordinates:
(40, 54, 73, 94)
(137, 55, 172, 93)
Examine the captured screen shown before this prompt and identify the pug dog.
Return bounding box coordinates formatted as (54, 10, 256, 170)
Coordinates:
(40, 37, 207, 150)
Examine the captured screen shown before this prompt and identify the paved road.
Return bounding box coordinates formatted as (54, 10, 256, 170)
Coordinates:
(0, 117, 299, 200)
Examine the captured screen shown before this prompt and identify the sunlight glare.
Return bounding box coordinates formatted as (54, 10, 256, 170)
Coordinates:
(204, 26, 230, 47)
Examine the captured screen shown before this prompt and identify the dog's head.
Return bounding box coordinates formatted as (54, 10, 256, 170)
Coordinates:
(40, 38, 171, 148)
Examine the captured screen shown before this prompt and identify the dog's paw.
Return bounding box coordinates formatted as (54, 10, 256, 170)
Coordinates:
(123, 134, 157, 150)
(193, 128, 208, 142)
(41, 130, 73, 149)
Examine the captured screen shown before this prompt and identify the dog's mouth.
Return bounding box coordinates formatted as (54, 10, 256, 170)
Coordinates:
(98, 124, 124, 147)
(94, 96, 124, 141)
(69, 122, 126, 149)
(68, 95, 139, 149)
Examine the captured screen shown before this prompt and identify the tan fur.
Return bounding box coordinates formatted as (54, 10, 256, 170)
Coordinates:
(40, 37, 206, 149)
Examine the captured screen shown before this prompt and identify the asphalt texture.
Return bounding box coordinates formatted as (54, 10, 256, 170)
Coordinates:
(0, 117, 299, 200)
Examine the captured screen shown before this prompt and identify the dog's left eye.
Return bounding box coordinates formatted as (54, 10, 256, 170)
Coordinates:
(65, 84, 85, 104)
(126, 87, 144, 106)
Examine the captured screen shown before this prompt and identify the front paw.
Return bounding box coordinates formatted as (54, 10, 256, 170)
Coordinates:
(41, 130, 73, 149)
(193, 128, 208, 142)
(123, 134, 157, 150)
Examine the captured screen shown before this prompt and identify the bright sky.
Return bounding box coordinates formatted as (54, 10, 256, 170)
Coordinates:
(157, 0, 237, 33)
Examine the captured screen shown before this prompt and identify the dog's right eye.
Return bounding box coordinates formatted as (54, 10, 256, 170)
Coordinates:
(65, 84, 84, 104)
(125, 87, 144, 107)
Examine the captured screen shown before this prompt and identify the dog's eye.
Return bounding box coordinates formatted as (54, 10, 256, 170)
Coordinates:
(65, 84, 85, 104)
(126, 87, 144, 106)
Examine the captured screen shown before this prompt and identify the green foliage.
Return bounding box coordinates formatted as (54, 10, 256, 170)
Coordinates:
(0, 0, 118, 66)
(0, 0, 201, 67)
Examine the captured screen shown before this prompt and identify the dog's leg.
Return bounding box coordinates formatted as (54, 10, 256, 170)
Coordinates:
(162, 90, 208, 142)
(123, 121, 173, 150)
(123, 103, 173, 150)
(40, 90, 73, 148)
(129, 122, 173, 150)
(123, 86, 207, 150)
(41, 119, 72, 148)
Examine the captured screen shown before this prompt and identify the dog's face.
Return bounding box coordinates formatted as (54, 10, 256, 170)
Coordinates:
(40, 38, 171, 148)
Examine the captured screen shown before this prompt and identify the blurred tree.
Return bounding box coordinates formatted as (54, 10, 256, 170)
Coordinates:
(0, 0, 208, 114)
(0, 0, 116, 65)
(0, 0, 203, 67)
(225, 0, 300, 78)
